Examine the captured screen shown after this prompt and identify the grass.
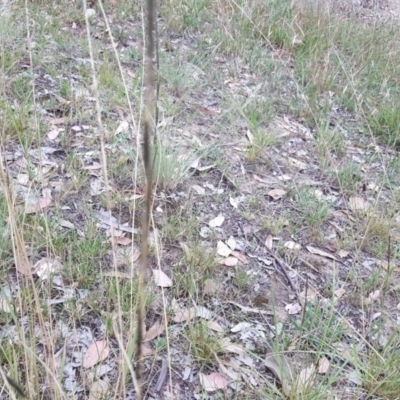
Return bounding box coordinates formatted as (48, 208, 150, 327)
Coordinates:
(1, 0, 400, 398)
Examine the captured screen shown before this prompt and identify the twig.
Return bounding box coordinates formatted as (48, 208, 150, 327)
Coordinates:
(154, 359, 168, 392)
(136, 0, 156, 398)
(252, 232, 300, 300)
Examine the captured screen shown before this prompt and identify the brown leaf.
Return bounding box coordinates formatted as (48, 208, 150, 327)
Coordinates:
(144, 320, 166, 342)
(83, 340, 110, 368)
(142, 343, 154, 356)
(11, 240, 30, 277)
(267, 188, 287, 200)
(203, 278, 218, 295)
(89, 380, 109, 400)
(47, 127, 62, 140)
(217, 241, 231, 257)
(265, 353, 293, 396)
(33, 258, 62, 280)
(230, 250, 248, 264)
(334, 287, 346, 299)
(173, 307, 196, 323)
(215, 354, 240, 381)
(194, 104, 221, 116)
(130, 251, 141, 263)
(226, 301, 273, 315)
(219, 257, 238, 267)
(246, 129, 254, 143)
(318, 357, 330, 374)
(199, 372, 228, 392)
(284, 241, 301, 250)
(299, 287, 317, 305)
(349, 196, 370, 211)
(285, 303, 302, 315)
(47, 116, 67, 125)
(253, 174, 279, 184)
(295, 364, 315, 391)
(265, 235, 273, 250)
(207, 320, 224, 333)
(25, 188, 52, 214)
(60, 220, 75, 229)
(220, 338, 244, 355)
(114, 120, 129, 135)
(306, 246, 337, 261)
(113, 236, 132, 246)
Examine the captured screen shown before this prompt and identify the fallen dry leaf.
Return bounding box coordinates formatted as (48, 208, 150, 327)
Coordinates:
(253, 174, 279, 184)
(60, 220, 75, 229)
(347, 369, 362, 385)
(371, 312, 381, 321)
(264, 353, 293, 396)
(219, 257, 238, 267)
(144, 320, 166, 342)
(173, 307, 196, 323)
(203, 278, 218, 295)
(295, 364, 315, 391)
(47, 127, 63, 140)
(220, 338, 244, 355)
(288, 157, 307, 170)
(16, 174, 29, 185)
(246, 129, 254, 143)
(194, 104, 221, 116)
(284, 241, 301, 250)
(267, 188, 287, 200)
(285, 303, 302, 315)
(299, 287, 317, 305)
(90, 179, 104, 195)
(199, 372, 228, 392)
(142, 343, 154, 356)
(173, 305, 212, 323)
(113, 236, 132, 246)
(226, 301, 273, 315)
(152, 269, 172, 287)
(93, 210, 138, 234)
(25, 188, 52, 214)
(306, 246, 337, 261)
(227, 236, 236, 250)
(230, 322, 251, 333)
(265, 235, 273, 250)
(191, 184, 205, 195)
(88, 380, 109, 400)
(318, 357, 330, 374)
(215, 354, 240, 381)
(196, 306, 213, 319)
(349, 197, 370, 211)
(338, 249, 349, 258)
(230, 250, 248, 264)
(33, 258, 62, 280)
(209, 214, 225, 228)
(365, 289, 380, 305)
(114, 120, 129, 135)
(334, 287, 346, 299)
(130, 251, 141, 263)
(0, 294, 12, 313)
(208, 320, 224, 333)
(83, 340, 110, 369)
(217, 241, 231, 257)
(229, 196, 244, 208)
